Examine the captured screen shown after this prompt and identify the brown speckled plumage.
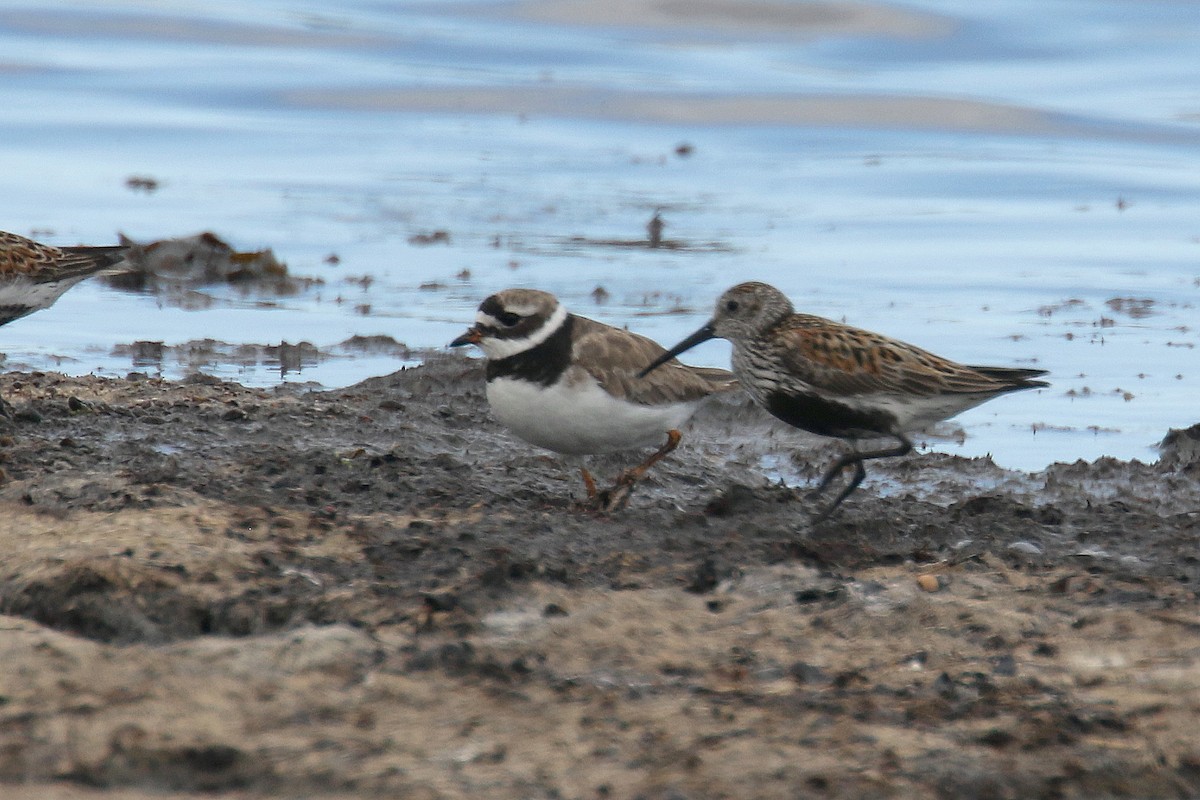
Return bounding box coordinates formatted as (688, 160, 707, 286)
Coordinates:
(0, 231, 129, 327)
(0, 231, 127, 281)
(762, 310, 1044, 400)
(641, 281, 1048, 522)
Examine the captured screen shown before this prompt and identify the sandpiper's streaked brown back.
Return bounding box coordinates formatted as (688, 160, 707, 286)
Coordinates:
(0, 231, 129, 327)
(639, 281, 1048, 522)
(0, 231, 127, 280)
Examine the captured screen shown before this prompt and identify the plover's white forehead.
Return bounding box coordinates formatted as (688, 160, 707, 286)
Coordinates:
(498, 301, 542, 318)
(483, 288, 559, 318)
(475, 290, 558, 327)
(475, 304, 548, 328)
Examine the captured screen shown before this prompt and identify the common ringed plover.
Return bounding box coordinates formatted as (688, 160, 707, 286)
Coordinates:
(452, 288, 736, 510)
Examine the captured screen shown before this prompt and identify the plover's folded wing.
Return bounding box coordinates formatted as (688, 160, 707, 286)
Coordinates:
(571, 315, 732, 406)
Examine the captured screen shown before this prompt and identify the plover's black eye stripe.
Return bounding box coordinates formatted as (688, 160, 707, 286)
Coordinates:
(480, 295, 526, 327)
(479, 295, 508, 320)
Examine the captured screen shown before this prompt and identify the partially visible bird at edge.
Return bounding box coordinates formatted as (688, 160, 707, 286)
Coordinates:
(0, 230, 130, 328)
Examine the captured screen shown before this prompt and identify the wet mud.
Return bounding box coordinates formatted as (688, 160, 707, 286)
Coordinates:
(0, 357, 1197, 799)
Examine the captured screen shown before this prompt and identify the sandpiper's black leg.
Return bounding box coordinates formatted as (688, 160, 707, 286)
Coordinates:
(809, 434, 913, 523)
(810, 460, 866, 525)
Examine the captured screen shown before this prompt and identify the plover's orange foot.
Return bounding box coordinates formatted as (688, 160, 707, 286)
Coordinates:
(590, 479, 638, 515)
(571, 467, 641, 513)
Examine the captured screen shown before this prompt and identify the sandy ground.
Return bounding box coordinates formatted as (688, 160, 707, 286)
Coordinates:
(0, 357, 1196, 799)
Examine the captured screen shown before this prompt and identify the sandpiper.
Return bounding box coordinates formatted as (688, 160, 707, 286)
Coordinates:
(451, 288, 735, 510)
(639, 281, 1048, 522)
(0, 231, 129, 327)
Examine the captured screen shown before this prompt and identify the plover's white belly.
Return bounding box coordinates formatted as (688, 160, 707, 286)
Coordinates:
(486, 376, 698, 455)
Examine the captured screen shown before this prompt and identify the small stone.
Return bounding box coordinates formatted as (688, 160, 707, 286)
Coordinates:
(917, 574, 942, 592)
(990, 653, 1018, 676)
(788, 661, 828, 685)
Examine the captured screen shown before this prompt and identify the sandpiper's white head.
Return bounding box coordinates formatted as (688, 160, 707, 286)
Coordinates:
(450, 288, 569, 360)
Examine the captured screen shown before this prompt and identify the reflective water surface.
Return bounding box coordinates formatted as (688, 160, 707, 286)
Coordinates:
(2, 0, 1199, 470)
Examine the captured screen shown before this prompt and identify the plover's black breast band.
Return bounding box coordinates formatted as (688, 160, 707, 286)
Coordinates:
(486, 313, 576, 388)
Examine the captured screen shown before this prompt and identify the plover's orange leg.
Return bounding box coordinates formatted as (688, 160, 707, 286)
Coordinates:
(590, 429, 683, 513)
(620, 429, 682, 485)
(579, 467, 599, 500)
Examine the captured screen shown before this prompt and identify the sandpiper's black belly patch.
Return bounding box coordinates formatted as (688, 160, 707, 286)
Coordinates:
(765, 389, 895, 439)
(0, 304, 34, 326)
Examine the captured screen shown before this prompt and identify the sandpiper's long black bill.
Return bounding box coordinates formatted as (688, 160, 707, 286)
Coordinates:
(636, 322, 716, 378)
(449, 325, 482, 348)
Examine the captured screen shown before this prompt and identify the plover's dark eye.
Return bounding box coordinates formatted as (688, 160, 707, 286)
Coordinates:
(497, 311, 521, 327)
(725, 300, 740, 313)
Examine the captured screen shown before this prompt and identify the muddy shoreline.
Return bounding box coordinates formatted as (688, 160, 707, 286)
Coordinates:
(0, 356, 1197, 799)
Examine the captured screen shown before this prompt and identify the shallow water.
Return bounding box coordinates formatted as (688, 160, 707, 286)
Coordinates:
(1, 0, 1199, 471)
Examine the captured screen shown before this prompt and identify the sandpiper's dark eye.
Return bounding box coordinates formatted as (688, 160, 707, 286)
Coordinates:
(497, 311, 521, 327)
(725, 299, 740, 313)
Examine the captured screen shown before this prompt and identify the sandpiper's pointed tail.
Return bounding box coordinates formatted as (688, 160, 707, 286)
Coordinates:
(55, 244, 131, 280)
(968, 366, 1049, 389)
